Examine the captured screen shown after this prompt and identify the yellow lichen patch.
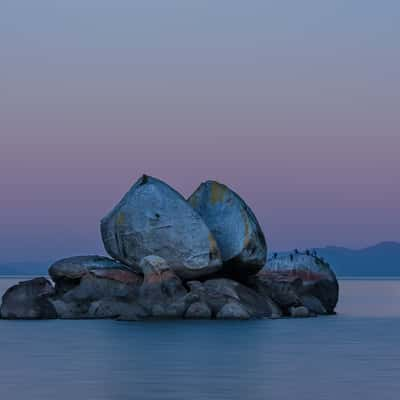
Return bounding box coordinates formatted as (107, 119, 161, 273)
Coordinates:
(116, 212, 126, 226)
(208, 233, 219, 257)
(188, 194, 199, 208)
(210, 181, 227, 205)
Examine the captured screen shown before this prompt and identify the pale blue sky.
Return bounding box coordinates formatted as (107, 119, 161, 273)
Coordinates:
(1, 1, 399, 262)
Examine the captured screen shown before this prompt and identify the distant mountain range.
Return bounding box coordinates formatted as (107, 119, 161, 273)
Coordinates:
(0, 261, 49, 276)
(272, 242, 400, 277)
(313, 242, 400, 277)
(0, 242, 399, 277)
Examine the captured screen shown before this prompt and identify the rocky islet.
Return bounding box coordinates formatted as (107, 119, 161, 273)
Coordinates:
(0, 175, 339, 321)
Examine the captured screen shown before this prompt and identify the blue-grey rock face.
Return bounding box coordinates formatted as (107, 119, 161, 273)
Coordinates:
(216, 302, 250, 320)
(187, 278, 274, 318)
(49, 255, 137, 282)
(101, 175, 223, 280)
(138, 256, 188, 318)
(47, 256, 144, 319)
(0, 278, 57, 319)
(184, 301, 212, 319)
(264, 253, 339, 313)
(266, 253, 337, 283)
(188, 181, 267, 276)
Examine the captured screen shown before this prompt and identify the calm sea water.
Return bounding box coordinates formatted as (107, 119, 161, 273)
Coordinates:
(1, 277, 399, 400)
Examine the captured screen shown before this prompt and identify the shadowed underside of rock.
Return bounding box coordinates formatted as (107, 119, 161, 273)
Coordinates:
(187, 278, 274, 318)
(184, 301, 212, 319)
(0, 278, 57, 319)
(217, 302, 250, 320)
(138, 256, 189, 318)
(101, 175, 223, 280)
(263, 253, 339, 313)
(248, 274, 302, 313)
(188, 180, 267, 278)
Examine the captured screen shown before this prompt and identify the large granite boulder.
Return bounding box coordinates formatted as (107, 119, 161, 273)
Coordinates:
(101, 175, 223, 280)
(138, 255, 189, 318)
(188, 180, 267, 278)
(186, 278, 274, 318)
(0, 278, 57, 319)
(48, 256, 143, 319)
(263, 252, 339, 313)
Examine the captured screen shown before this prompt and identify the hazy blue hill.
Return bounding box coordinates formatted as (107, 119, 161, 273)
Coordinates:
(0, 262, 49, 276)
(315, 242, 400, 277)
(267, 242, 400, 277)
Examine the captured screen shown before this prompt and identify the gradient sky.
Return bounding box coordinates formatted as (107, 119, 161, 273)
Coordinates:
(1, 1, 399, 263)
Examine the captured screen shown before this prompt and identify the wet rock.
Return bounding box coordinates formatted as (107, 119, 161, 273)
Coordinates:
(301, 295, 327, 315)
(216, 302, 250, 320)
(184, 301, 212, 319)
(289, 306, 310, 318)
(187, 278, 273, 318)
(248, 274, 301, 313)
(87, 299, 148, 320)
(138, 256, 188, 317)
(0, 278, 57, 319)
(265, 252, 339, 313)
(188, 180, 267, 277)
(151, 300, 187, 318)
(49, 299, 83, 319)
(101, 175, 223, 280)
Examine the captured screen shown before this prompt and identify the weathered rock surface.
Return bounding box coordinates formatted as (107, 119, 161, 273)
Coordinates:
(49, 256, 142, 295)
(247, 274, 301, 315)
(88, 299, 147, 320)
(101, 175, 223, 279)
(184, 301, 212, 319)
(0, 278, 57, 319)
(187, 278, 273, 318)
(49, 255, 142, 281)
(289, 306, 310, 318)
(61, 273, 140, 304)
(264, 252, 339, 313)
(138, 256, 188, 318)
(301, 295, 327, 315)
(217, 302, 250, 320)
(47, 255, 143, 319)
(188, 180, 267, 277)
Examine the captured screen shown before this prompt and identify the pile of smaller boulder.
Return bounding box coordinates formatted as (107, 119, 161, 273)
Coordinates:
(0, 175, 338, 321)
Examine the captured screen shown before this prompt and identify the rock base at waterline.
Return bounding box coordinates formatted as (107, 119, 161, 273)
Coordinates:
(1, 254, 338, 321)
